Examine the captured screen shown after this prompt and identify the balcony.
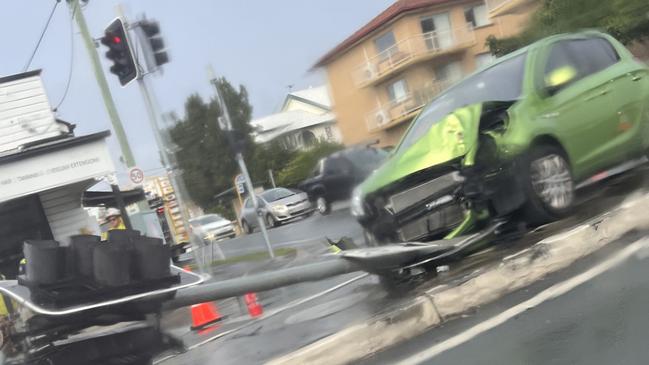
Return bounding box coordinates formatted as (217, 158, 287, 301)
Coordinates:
(487, 0, 536, 17)
(351, 25, 475, 88)
(365, 80, 454, 132)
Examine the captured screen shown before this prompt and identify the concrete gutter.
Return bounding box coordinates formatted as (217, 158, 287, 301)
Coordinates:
(268, 192, 649, 365)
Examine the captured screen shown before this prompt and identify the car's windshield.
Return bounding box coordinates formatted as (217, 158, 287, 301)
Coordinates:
(397, 52, 527, 152)
(261, 188, 295, 202)
(190, 214, 225, 226)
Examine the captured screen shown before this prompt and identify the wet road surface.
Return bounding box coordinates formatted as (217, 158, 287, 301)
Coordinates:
(362, 232, 649, 365)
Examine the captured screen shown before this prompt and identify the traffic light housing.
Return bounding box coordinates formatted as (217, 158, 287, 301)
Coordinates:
(101, 18, 139, 86)
(140, 20, 169, 67)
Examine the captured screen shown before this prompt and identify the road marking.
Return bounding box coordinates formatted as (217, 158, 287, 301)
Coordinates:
(399, 238, 649, 365)
(154, 273, 369, 363)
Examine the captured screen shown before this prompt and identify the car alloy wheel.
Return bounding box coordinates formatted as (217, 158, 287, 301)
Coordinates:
(316, 197, 328, 214)
(265, 214, 275, 228)
(529, 153, 574, 210)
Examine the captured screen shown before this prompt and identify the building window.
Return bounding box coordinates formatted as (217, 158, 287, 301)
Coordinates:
(420, 13, 452, 50)
(301, 130, 317, 147)
(387, 79, 409, 103)
(324, 126, 333, 140)
(435, 61, 463, 84)
(374, 31, 397, 59)
(475, 52, 495, 68)
(465, 3, 490, 28)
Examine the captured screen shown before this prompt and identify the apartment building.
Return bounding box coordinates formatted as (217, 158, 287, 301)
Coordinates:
(314, 0, 536, 147)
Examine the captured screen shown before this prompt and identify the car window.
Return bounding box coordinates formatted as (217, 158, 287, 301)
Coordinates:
(398, 52, 527, 152)
(190, 214, 224, 226)
(324, 156, 351, 174)
(244, 198, 253, 208)
(310, 159, 324, 178)
(544, 37, 619, 87)
(345, 148, 389, 174)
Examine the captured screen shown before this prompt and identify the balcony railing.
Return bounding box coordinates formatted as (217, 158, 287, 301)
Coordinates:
(352, 25, 475, 87)
(366, 79, 455, 132)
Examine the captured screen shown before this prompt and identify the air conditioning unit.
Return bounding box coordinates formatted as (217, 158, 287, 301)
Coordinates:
(375, 110, 389, 126)
(362, 63, 378, 80)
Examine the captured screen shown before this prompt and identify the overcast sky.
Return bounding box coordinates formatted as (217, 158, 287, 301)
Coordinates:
(0, 0, 392, 180)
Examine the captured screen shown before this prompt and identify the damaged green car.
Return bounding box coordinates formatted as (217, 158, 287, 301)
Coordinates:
(352, 31, 649, 245)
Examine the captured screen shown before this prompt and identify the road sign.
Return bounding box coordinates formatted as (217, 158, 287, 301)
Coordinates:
(128, 167, 145, 185)
(235, 174, 245, 194)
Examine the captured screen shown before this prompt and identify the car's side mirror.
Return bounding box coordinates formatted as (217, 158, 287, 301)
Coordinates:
(544, 66, 577, 96)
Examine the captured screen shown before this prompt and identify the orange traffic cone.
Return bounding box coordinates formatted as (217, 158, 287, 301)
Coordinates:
(190, 301, 222, 330)
(244, 292, 263, 318)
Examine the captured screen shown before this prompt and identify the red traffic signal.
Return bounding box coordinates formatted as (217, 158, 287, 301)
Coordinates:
(101, 18, 139, 86)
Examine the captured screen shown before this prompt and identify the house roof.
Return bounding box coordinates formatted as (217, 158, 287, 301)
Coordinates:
(251, 110, 335, 144)
(313, 0, 453, 68)
(284, 86, 332, 110)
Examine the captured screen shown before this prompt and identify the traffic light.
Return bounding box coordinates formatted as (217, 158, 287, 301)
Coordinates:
(139, 20, 169, 67)
(101, 18, 139, 86)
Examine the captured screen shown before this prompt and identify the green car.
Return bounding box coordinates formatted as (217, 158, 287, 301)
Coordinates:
(352, 31, 649, 245)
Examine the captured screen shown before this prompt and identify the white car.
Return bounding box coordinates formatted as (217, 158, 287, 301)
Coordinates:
(189, 214, 236, 243)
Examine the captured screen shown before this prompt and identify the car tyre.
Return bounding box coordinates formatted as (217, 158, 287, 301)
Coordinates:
(241, 220, 253, 234)
(316, 196, 330, 215)
(522, 144, 575, 226)
(265, 214, 276, 228)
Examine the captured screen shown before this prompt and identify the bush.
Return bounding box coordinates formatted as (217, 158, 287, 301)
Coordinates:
(276, 142, 343, 187)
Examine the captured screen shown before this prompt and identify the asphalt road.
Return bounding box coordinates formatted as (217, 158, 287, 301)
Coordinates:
(202, 204, 362, 259)
(362, 233, 649, 365)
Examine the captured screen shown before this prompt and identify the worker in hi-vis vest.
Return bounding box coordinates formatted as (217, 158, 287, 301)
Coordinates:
(101, 208, 126, 240)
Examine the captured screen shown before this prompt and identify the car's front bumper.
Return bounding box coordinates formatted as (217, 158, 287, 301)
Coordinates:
(272, 201, 314, 222)
(203, 226, 236, 241)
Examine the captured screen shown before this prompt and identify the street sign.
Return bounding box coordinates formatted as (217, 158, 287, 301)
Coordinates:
(128, 167, 145, 185)
(235, 174, 245, 194)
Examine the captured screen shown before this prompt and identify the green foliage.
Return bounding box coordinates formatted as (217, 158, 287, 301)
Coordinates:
(487, 0, 649, 56)
(168, 78, 254, 210)
(250, 140, 297, 183)
(276, 141, 343, 187)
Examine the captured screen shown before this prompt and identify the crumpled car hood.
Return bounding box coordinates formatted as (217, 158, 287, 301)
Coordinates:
(360, 103, 483, 196)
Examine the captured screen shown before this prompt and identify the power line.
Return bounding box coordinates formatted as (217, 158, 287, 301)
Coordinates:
(54, 4, 77, 111)
(23, 0, 61, 72)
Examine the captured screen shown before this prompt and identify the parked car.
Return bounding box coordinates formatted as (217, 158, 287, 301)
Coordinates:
(239, 188, 313, 233)
(353, 31, 649, 246)
(188, 214, 236, 243)
(298, 146, 388, 215)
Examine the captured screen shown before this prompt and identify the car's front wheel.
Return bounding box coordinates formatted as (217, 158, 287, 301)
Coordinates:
(522, 145, 575, 225)
(316, 196, 330, 215)
(241, 220, 253, 234)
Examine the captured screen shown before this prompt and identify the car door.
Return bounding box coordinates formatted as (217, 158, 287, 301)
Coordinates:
(242, 198, 255, 227)
(536, 38, 622, 180)
(322, 156, 355, 201)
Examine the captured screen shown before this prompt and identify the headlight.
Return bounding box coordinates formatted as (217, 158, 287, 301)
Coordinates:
(272, 205, 289, 214)
(351, 187, 365, 217)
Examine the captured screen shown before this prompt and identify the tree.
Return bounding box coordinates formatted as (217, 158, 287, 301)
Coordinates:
(487, 0, 649, 57)
(168, 78, 254, 210)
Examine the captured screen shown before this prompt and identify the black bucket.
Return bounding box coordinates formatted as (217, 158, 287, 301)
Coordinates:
(132, 237, 171, 281)
(107, 229, 141, 245)
(93, 244, 132, 287)
(24, 240, 64, 285)
(70, 235, 101, 278)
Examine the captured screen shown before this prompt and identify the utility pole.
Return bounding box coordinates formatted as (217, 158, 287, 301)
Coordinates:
(208, 65, 275, 258)
(68, 0, 136, 168)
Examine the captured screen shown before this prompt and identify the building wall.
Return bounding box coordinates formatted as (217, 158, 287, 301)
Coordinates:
(323, 0, 534, 147)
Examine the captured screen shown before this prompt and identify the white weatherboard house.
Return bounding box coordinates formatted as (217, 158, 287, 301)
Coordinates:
(251, 86, 342, 150)
(0, 70, 116, 277)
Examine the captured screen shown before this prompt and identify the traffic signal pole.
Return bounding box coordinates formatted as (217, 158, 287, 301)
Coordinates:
(68, 0, 136, 168)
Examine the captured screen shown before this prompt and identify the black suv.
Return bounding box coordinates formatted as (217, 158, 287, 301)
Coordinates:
(298, 147, 388, 215)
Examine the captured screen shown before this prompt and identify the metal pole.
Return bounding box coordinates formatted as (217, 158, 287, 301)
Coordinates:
(268, 169, 276, 188)
(111, 184, 133, 230)
(163, 258, 360, 310)
(207, 65, 274, 258)
(69, 0, 136, 168)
